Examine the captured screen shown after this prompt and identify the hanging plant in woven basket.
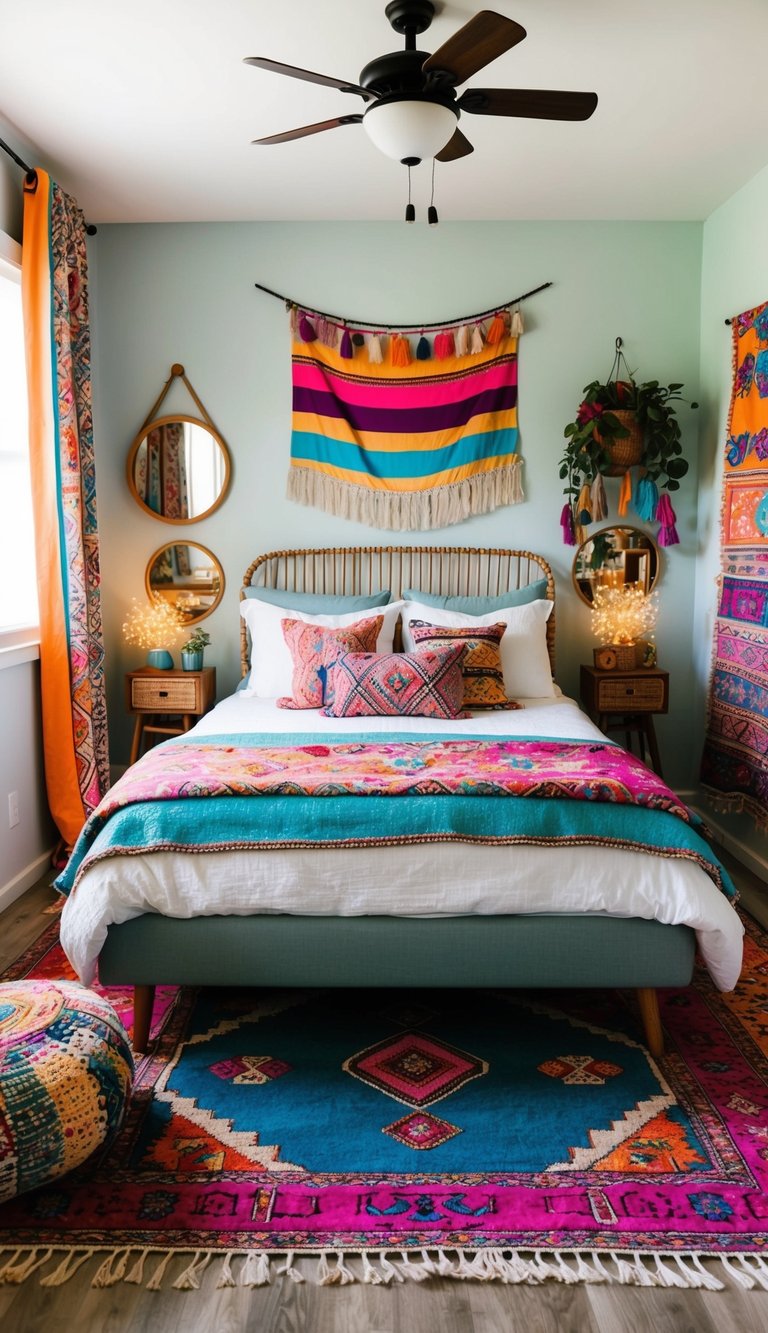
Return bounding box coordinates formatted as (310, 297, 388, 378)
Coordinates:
(559, 339, 697, 547)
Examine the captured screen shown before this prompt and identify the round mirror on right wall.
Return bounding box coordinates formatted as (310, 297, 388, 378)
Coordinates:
(572, 526, 661, 606)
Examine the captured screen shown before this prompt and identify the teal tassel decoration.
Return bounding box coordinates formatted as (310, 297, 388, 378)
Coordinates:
(633, 475, 659, 522)
(416, 335, 431, 360)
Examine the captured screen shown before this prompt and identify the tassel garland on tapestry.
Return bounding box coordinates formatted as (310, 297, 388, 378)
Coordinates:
(286, 305, 524, 531)
(22, 170, 110, 852)
(700, 298, 768, 828)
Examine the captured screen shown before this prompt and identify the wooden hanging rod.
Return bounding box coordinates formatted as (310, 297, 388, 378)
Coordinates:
(253, 280, 552, 333)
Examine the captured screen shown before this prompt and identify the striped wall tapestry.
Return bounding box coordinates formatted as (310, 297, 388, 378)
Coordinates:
(287, 331, 522, 530)
(700, 298, 768, 829)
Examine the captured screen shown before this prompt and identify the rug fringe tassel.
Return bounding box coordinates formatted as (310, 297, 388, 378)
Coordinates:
(1, 1245, 763, 1290)
(40, 1248, 95, 1288)
(240, 1250, 272, 1287)
(276, 1250, 305, 1283)
(172, 1249, 212, 1290)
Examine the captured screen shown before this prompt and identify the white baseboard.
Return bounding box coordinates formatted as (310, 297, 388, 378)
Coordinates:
(0, 847, 56, 915)
(686, 802, 768, 883)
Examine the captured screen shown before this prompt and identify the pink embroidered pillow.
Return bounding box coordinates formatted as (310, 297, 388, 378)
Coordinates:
(409, 620, 521, 711)
(278, 616, 383, 709)
(322, 644, 469, 720)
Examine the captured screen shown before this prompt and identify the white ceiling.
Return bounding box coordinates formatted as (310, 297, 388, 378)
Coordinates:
(2, 0, 768, 224)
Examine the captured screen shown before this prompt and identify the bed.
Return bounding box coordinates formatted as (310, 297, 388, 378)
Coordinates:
(58, 545, 743, 1056)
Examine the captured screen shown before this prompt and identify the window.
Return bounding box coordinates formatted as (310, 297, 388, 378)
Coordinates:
(0, 232, 38, 646)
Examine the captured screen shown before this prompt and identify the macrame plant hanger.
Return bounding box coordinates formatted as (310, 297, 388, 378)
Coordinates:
(606, 335, 634, 387)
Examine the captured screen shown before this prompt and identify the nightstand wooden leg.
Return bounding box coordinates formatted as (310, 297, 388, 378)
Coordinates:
(643, 717, 663, 778)
(636, 987, 664, 1058)
(129, 716, 144, 766)
(133, 985, 156, 1053)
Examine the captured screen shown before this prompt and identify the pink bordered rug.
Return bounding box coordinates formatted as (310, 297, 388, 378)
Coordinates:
(0, 912, 766, 1292)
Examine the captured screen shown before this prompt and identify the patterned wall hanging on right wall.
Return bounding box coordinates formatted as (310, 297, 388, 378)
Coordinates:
(700, 298, 768, 829)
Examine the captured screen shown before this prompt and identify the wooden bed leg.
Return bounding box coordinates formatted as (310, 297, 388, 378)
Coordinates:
(133, 985, 156, 1053)
(636, 987, 664, 1058)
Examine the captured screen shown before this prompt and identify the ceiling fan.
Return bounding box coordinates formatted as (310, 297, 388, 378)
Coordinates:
(245, 2, 598, 170)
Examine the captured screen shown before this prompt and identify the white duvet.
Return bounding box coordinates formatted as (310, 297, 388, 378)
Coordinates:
(60, 692, 744, 990)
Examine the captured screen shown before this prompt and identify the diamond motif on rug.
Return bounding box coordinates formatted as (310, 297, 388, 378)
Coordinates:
(343, 1031, 487, 1107)
(382, 1111, 462, 1150)
(209, 1055, 291, 1084)
(538, 1054, 624, 1085)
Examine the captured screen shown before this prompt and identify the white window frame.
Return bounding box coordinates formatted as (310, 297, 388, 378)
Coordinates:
(0, 229, 40, 670)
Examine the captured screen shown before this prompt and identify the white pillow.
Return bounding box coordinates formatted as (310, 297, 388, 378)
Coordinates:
(402, 599, 555, 699)
(240, 598, 405, 698)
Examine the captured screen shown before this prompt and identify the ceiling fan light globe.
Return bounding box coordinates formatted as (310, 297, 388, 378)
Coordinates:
(362, 99, 457, 164)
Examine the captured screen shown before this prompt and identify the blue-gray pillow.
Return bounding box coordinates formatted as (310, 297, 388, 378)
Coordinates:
(402, 579, 548, 614)
(241, 587, 391, 612)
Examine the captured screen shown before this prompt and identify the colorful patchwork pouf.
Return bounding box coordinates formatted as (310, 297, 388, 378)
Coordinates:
(0, 979, 134, 1203)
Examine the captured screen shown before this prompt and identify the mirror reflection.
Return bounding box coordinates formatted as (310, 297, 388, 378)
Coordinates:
(573, 525, 660, 606)
(128, 415, 230, 522)
(145, 542, 225, 624)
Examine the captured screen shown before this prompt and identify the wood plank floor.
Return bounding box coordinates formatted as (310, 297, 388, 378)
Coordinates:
(0, 863, 766, 1333)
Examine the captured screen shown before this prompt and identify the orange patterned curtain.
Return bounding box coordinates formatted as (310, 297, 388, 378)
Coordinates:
(700, 299, 768, 828)
(22, 170, 110, 852)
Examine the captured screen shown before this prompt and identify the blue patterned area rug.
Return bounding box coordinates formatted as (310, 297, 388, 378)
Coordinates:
(0, 916, 767, 1291)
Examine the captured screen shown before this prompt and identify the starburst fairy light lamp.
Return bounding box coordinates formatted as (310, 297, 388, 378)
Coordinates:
(122, 594, 184, 670)
(590, 585, 658, 669)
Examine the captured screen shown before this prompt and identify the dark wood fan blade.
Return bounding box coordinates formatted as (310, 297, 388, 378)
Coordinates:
(459, 88, 598, 121)
(423, 12, 526, 86)
(435, 128, 474, 162)
(252, 115, 363, 146)
(243, 57, 373, 100)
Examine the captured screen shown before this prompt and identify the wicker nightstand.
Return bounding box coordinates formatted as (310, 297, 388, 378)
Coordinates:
(580, 664, 669, 778)
(126, 666, 216, 765)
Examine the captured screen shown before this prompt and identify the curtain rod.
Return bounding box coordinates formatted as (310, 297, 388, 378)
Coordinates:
(253, 280, 552, 332)
(0, 136, 98, 235)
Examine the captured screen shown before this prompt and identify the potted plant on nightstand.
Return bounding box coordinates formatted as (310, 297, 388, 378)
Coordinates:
(180, 628, 211, 672)
(559, 340, 696, 548)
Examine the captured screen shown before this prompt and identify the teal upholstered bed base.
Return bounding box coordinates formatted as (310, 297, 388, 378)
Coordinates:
(99, 913, 695, 1056)
(101, 548, 695, 1058)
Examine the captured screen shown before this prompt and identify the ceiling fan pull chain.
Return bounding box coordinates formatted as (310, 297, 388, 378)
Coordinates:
(428, 157, 439, 226)
(405, 163, 416, 222)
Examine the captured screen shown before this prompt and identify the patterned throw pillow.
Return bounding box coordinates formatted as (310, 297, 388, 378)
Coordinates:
(278, 616, 383, 709)
(322, 644, 469, 720)
(409, 620, 520, 711)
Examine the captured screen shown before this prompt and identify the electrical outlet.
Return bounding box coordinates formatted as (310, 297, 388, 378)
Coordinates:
(8, 791, 19, 828)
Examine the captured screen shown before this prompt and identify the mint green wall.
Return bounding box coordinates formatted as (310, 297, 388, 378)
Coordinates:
(696, 163, 768, 871)
(91, 221, 702, 780)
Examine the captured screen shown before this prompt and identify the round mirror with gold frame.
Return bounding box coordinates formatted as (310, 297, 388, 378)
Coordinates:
(145, 541, 225, 625)
(572, 525, 661, 606)
(127, 414, 231, 523)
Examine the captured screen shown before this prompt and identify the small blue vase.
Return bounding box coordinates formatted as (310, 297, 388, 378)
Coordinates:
(146, 649, 174, 670)
(181, 649, 204, 672)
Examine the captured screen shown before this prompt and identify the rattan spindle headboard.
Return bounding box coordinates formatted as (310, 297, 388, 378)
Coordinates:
(240, 545, 556, 679)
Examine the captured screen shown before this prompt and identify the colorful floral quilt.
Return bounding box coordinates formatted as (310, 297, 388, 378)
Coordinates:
(56, 733, 735, 902)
